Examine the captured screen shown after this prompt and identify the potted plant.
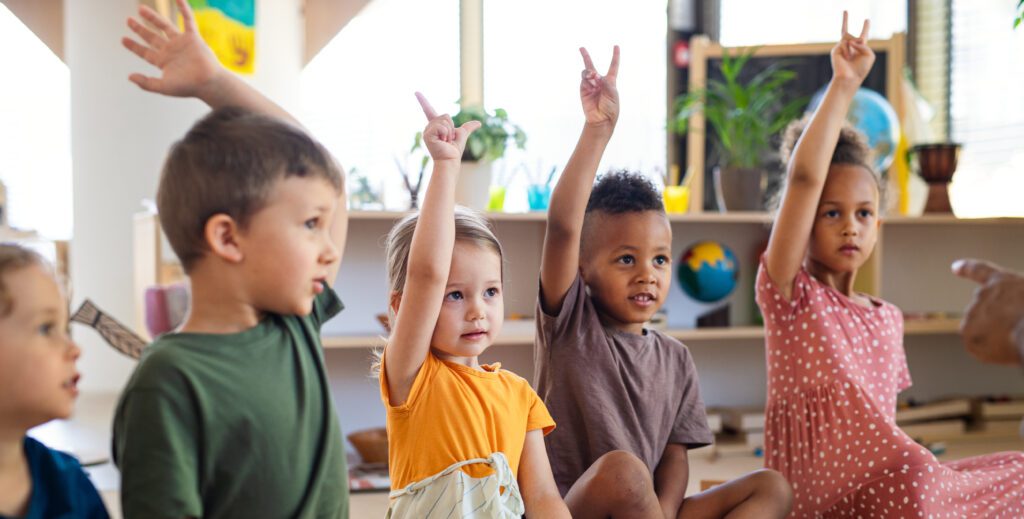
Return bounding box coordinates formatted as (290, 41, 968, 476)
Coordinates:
(672, 49, 806, 211)
(437, 105, 526, 210)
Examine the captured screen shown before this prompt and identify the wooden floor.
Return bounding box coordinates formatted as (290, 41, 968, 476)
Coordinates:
(44, 394, 1024, 518)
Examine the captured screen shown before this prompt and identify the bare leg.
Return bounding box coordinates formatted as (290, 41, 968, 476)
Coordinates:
(675, 469, 792, 519)
(564, 450, 664, 519)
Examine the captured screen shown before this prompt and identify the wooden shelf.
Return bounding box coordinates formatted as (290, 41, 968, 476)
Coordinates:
(348, 210, 1023, 226)
(884, 215, 1024, 225)
(321, 318, 962, 349)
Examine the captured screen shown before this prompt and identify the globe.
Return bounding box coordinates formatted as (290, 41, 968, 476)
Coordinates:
(808, 87, 901, 172)
(677, 241, 739, 303)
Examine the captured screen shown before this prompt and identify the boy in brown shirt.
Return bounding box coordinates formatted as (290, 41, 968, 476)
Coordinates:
(535, 46, 793, 518)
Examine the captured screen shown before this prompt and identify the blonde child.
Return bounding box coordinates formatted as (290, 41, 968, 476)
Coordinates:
(113, 1, 351, 516)
(381, 90, 659, 518)
(758, 12, 1024, 517)
(536, 46, 792, 519)
(378, 92, 567, 517)
(0, 244, 108, 519)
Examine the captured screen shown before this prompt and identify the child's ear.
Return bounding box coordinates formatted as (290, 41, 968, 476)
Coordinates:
(204, 214, 244, 263)
(389, 292, 402, 315)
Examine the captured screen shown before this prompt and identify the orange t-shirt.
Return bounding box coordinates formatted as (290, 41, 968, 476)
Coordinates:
(381, 352, 555, 490)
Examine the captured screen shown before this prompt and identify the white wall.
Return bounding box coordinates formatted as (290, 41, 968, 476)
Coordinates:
(69, 0, 305, 394)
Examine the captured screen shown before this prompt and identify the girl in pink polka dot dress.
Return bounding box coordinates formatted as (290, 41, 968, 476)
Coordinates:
(755, 12, 1024, 518)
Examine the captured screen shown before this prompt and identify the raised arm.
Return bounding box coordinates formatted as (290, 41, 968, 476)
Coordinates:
(122, 0, 295, 124)
(539, 46, 620, 314)
(384, 94, 480, 406)
(122, 0, 348, 280)
(764, 12, 874, 299)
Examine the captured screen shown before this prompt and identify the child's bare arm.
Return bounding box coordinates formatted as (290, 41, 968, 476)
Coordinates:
(518, 430, 572, 517)
(122, 0, 296, 125)
(764, 12, 874, 299)
(123, 0, 349, 282)
(384, 94, 480, 406)
(540, 46, 620, 314)
(654, 444, 690, 518)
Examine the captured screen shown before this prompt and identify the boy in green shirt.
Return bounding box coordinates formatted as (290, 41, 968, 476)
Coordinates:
(112, 1, 350, 517)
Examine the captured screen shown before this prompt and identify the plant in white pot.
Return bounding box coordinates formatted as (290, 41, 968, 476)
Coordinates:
(446, 105, 526, 210)
(672, 49, 806, 211)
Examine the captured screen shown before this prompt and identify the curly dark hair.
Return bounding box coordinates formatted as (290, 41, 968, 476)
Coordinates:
(768, 116, 887, 216)
(580, 171, 666, 254)
(585, 170, 664, 214)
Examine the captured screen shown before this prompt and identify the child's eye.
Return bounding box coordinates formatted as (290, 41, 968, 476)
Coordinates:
(823, 210, 840, 218)
(304, 217, 320, 230)
(858, 209, 874, 218)
(654, 255, 670, 266)
(445, 291, 463, 301)
(38, 323, 54, 336)
(484, 287, 500, 298)
(617, 255, 635, 265)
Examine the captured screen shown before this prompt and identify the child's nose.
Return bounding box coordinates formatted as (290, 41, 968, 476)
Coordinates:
(67, 339, 82, 361)
(321, 237, 340, 264)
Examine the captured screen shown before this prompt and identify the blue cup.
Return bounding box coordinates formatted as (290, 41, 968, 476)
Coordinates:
(527, 184, 552, 211)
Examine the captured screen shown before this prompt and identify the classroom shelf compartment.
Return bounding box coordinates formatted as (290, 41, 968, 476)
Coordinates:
(320, 317, 963, 349)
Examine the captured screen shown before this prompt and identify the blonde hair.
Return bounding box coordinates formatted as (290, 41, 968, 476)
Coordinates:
(371, 207, 504, 376)
(0, 244, 50, 317)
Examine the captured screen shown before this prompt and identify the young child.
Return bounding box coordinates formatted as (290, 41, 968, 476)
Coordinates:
(378, 93, 568, 517)
(0, 245, 108, 519)
(536, 46, 793, 519)
(382, 92, 660, 518)
(758, 12, 1024, 517)
(112, 1, 351, 517)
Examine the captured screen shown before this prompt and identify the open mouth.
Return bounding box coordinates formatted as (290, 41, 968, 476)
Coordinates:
(630, 293, 657, 307)
(63, 374, 80, 394)
(312, 277, 327, 294)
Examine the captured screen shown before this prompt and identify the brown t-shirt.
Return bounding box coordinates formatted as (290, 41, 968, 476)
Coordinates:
(535, 274, 713, 495)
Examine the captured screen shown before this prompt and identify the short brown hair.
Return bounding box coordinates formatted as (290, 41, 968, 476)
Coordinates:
(0, 243, 49, 317)
(769, 116, 887, 216)
(157, 107, 343, 271)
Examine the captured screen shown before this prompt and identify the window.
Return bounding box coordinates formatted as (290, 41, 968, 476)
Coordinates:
(483, 1, 667, 210)
(0, 4, 72, 239)
(719, 0, 906, 47)
(948, 0, 1024, 217)
(300, 0, 460, 210)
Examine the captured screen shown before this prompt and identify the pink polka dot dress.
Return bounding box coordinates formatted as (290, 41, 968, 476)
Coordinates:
(756, 259, 1024, 518)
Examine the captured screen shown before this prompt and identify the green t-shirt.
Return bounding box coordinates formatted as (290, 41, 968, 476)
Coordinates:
(113, 287, 347, 519)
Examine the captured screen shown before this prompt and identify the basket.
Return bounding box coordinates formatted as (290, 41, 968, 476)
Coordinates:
(347, 427, 389, 465)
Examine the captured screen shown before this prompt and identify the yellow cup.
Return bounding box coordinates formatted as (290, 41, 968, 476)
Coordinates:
(663, 185, 690, 213)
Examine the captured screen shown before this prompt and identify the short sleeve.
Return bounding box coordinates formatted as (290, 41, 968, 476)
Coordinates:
(755, 255, 817, 327)
(893, 307, 913, 392)
(525, 387, 556, 436)
(113, 383, 202, 519)
(379, 349, 438, 412)
(309, 283, 344, 329)
(536, 274, 588, 351)
(668, 347, 714, 448)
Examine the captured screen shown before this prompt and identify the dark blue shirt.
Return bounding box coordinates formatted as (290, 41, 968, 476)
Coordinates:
(0, 437, 108, 519)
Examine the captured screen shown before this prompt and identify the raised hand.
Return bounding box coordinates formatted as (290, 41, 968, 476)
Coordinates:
(579, 46, 620, 127)
(415, 92, 481, 162)
(831, 11, 875, 83)
(121, 0, 224, 98)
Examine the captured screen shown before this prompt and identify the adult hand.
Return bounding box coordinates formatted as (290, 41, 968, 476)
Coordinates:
(953, 259, 1024, 365)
